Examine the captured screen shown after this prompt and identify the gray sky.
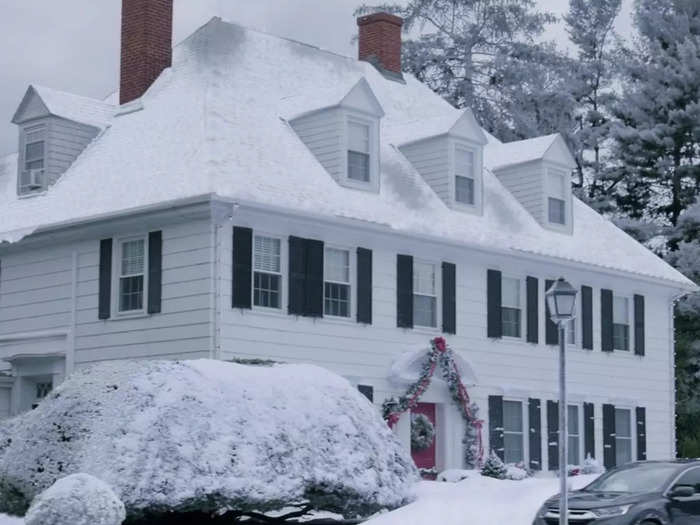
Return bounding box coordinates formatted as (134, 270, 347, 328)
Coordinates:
(0, 0, 633, 156)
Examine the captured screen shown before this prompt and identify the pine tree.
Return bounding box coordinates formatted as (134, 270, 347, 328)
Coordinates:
(481, 450, 507, 479)
(563, 0, 622, 205)
(610, 0, 700, 226)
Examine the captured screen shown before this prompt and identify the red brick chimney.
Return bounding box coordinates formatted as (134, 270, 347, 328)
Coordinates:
(357, 12, 403, 76)
(119, 0, 173, 105)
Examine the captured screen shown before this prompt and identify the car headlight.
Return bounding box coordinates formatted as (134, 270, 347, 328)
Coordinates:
(592, 504, 632, 518)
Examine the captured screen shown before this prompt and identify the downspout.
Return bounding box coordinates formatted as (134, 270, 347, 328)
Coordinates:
(209, 218, 221, 360)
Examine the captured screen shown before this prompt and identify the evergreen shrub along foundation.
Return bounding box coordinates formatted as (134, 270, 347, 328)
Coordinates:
(382, 337, 484, 468)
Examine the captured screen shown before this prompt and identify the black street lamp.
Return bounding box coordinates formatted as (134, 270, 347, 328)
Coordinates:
(545, 278, 578, 525)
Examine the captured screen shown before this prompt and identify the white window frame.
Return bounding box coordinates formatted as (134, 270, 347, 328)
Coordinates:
(412, 259, 440, 330)
(252, 233, 284, 312)
(451, 141, 482, 213)
(323, 245, 354, 319)
(501, 276, 523, 339)
(503, 398, 527, 466)
(614, 407, 634, 466)
(110, 235, 150, 317)
(613, 295, 632, 351)
(567, 404, 582, 466)
(342, 113, 379, 192)
(546, 168, 568, 226)
(19, 123, 47, 194)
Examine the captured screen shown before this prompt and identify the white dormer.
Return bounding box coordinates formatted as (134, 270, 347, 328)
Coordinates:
(392, 109, 488, 215)
(284, 78, 384, 193)
(486, 134, 576, 234)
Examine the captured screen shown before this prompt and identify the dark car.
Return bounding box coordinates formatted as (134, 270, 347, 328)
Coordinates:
(533, 460, 700, 525)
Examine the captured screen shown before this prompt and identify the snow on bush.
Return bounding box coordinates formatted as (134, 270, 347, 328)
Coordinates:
(480, 451, 507, 480)
(436, 469, 473, 483)
(581, 455, 605, 475)
(505, 464, 530, 481)
(0, 360, 417, 519)
(25, 474, 125, 525)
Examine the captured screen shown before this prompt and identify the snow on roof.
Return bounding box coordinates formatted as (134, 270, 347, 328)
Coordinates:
(484, 133, 564, 171)
(24, 85, 115, 129)
(0, 18, 693, 289)
(0, 153, 17, 206)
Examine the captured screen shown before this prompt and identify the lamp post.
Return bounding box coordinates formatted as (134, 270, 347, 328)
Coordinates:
(545, 278, 578, 525)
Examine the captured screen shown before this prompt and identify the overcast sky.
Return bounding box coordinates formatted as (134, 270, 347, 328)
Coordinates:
(0, 0, 633, 156)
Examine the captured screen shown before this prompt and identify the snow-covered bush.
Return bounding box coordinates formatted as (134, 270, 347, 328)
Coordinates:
(480, 451, 507, 480)
(505, 463, 531, 481)
(581, 455, 605, 475)
(25, 474, 125, 525)
(437, 469, 473, 483)
(0, 360, 417, 520)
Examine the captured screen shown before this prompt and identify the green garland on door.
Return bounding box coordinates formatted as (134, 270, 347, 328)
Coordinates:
(410, 413, 435, 451)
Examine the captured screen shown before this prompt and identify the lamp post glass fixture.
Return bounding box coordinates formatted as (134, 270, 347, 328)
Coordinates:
(545, 278, 578, 525)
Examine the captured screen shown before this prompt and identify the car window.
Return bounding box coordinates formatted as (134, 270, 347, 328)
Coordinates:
(673, 468, 700, 492)
(584, 464, 680, 493)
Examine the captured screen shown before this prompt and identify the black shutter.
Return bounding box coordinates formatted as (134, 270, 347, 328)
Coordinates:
(442, 262, 456, 334)
(488, 395, 504, 460)
(526, 276, 539, 343)
(545, 279, 558, 345)
(601, 289, 614, 352)
(288, 236, 307, 316)
(304, 239, 324, 317)
(487, 269, 502, 338)
(634, 294, 645, 356)
(232, 227, 253, 309)
(528, 398, 542, 471)
(547, 400, 559, 470)
(584, 402, 595, 459)
(603, 404, 616, 469)
(356, 248, 372, 324)
(581, 286, 593, 350)
(147, 231, 163, 314)
(98, 238, 112, 320)
(396, 254, 413, 328)
(358, 385, 374, 402)
(636, 407, 647, 461)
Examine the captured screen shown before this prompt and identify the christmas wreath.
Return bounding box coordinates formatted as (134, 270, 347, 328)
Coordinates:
(411, 413, 435, 451)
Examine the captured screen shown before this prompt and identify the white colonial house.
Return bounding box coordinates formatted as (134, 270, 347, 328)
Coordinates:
(0, 1, 695, 475)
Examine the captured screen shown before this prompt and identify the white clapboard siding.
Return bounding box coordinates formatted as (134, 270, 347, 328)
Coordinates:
(399, 137, 451, 203)
(494, 162, 545, 223)
(289, 108, 343, 182)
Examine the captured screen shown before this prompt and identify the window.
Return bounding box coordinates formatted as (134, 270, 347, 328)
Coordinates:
(567, 318, 576, 345)
(568, 405, 580, 465)
(118, 238, 146, 312)
(502, 277, 522, 338)
(253, 235, 282, 309)
(455, 148, 475, 205)
(21, 125, 46, 191)
(615, 408, 633, 465)
(31, 381, 53, 410)
(613, 296, 630, 350)
(413, 262, 437, 328)
(673, 467, 700, 493)
(324, 247, 351, 317)
(547, 170, 567, 225)
(503, 400, 524, 464)
(347, 121, 370, 182)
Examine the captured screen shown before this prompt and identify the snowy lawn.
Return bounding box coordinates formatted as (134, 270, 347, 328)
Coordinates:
(365, 472, 600, 525)
(0, 515, 22, 525)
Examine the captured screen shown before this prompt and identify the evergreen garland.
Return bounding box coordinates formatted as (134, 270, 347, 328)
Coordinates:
(410, 413, 435, 451)
(383, 337, 484, 467)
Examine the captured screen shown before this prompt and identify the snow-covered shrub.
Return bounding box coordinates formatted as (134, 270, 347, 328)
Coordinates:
(25, 474, 125, 525)
(480, 451, 507, 480)
(437, 469, 473, 483)
(505, 463, 531, 481)
(581, 455, 605, 475)
(0, 360, 417, 520)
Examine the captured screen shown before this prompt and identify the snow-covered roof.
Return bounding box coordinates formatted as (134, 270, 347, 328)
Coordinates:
(484, 133, 574, 171)
(0, 18, 693, 289)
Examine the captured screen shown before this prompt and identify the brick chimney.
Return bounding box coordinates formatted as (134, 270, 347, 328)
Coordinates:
(357, 12, 403, 77)
(120, 0, 173, 105)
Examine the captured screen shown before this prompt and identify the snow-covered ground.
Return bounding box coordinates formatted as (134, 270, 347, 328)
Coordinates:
(365, 472, 599, 525)
(0, 515, 22, 524)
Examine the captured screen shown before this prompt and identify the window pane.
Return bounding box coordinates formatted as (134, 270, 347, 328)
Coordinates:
(325, 248, 350, 283)
(455, 175, 475, 204)
(25, 141, 44, 161)
(413, 262, 436, 296)
(615, 409, 631, 438)
(36, 382, 52, 399)
(568, 435, 580, 465)
(503, 401, 523, 432)
(567, 318, 576, 344)
(413, 294, 436, 327)
(613, 297, 629, 323)
(547, 170, 566, 198)
(348, 122, 370, 153)
(504, 433, 524, 464)
(348, 151, 370, 182)
(616, 438, 632, 465)
(548, 198, 566, 224)
(119, 275, 144, 311)
(502, 307, 521, 337)
(675, 468, 700, 491)
(568, 405, 579, 434)
(254, 272, 280, 308)
(502, 278, 520, 308)
(121, 240, 145, 276)
(455, 148, 474, 175)
(324, 282, 350, 317)
(254, 236, 281, 272)
(613, 324, 629, 350)
(25, 159, 44, 171)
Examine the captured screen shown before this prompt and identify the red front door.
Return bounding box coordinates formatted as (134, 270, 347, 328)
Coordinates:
(411, 402, 437, 475)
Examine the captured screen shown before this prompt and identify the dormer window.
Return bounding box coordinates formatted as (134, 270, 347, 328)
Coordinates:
(547, 169, 567, 225)
(347, 121, 371, 182)
(455, 147, 475, 205)
(20, 124, 46, 193)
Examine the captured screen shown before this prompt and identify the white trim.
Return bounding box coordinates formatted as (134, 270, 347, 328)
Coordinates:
(111, 233, 150, 317)
(0, 329, 69, 343)
(450, 139, 483, 215)
(341, 111, 380, 193)
(251, 231, 285, 313)
(612, 293, 633, 352)
(412, 258, 440, 330)
(502, 397, 528, 466)
(323, 244, 354, 320)
(501, 275, 524, 340)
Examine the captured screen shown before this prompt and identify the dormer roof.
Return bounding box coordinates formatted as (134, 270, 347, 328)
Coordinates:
(12, 85, 114, 129)
(387, 108, 488, 147)
(485, 133, 576, 171)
